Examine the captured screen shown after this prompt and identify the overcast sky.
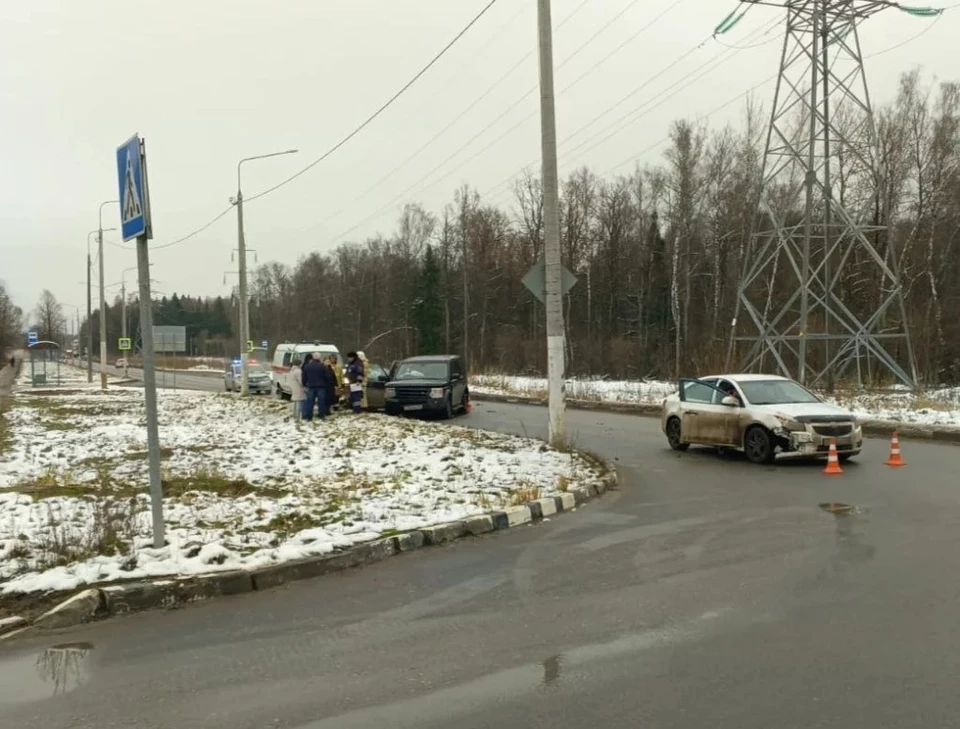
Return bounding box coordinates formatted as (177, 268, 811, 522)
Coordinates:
(1, 0, 955, 326)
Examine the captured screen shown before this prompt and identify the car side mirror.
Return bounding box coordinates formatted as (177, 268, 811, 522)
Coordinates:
(721, 395, 739, 407)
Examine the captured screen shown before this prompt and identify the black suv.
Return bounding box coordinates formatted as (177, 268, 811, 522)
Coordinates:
(384, 355, 469, 418)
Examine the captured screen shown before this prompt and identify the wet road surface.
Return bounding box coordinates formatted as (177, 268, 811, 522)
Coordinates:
(3, 375, 960, 728)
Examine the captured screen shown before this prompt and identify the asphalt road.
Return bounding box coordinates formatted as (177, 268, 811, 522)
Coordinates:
(3, 368, 960, 728)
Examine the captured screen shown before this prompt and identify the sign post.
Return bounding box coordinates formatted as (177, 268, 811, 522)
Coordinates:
(118, 337, 131, 351)
(27, 330, 38, 346)
(117, 134, 164, 549)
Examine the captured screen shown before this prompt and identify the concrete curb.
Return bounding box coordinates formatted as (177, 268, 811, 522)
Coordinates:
(6, 467, 617, 637)
(470, 392, 960, 444)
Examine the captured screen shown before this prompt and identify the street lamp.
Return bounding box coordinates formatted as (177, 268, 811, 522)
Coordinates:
(233, 149, 298, 395)
(120, 264, 150, 375)
(97, 200, 120, 390)
(85, 229, 114, 382)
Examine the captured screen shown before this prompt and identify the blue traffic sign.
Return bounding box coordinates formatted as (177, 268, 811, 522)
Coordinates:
(261, 340, 268, 349)
(116, 135, 147, 241)
(27, 330, 38, 345)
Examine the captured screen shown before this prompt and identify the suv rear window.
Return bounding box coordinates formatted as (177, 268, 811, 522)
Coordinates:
(393, 361, 449, 381)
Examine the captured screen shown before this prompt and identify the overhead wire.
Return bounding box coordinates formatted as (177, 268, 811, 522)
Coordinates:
(144, 0, 501, 256)
(481, 14, 780, 204)
(243, 0, 502, 204)
(315, 0, 595, 228)
(328, 0, 695, 243)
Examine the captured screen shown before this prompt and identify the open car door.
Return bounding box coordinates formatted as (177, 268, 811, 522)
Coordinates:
(677, 378, 739, 446)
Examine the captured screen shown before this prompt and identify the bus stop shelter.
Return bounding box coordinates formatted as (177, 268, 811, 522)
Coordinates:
(27, 341, 61, 387)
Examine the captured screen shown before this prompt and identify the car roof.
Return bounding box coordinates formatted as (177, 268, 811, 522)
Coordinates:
(701, 373, 792, 383)
(401, 355, 459, 363)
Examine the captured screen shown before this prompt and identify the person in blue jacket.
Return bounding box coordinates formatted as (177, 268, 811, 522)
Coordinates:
(301, 351, 332, 421)
(345, 351, 365, 414)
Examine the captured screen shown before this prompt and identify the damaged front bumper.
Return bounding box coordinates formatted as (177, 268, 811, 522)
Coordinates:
(777, 424, 863, 456)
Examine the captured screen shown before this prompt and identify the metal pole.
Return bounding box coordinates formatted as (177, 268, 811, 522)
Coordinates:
(537, 0, 566, 447)
(98, 226, 108, 390)
(137, 236, 165, 547)
(236, 187, 250, 396)
(86, 242, 93, 382)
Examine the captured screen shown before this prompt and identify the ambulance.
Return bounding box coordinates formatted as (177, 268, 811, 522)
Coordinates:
(271, 341, 341, 400)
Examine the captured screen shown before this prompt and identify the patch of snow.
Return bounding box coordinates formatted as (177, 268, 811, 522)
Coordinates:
(0, 368, 604, 594)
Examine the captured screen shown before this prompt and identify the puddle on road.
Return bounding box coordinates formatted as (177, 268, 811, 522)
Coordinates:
(541, 654, 561, 687)
(0, 642, 94, 707)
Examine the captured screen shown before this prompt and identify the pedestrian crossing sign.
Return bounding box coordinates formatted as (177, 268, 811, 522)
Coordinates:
(116, 134, 151, 241)
(118, 337, 132, 351)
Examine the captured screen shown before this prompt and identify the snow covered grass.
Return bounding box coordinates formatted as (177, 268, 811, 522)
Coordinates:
(472, 374, 960, 428)
(0, 376, 605, 595)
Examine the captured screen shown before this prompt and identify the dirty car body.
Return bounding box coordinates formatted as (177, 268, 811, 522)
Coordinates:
(661, 374, 863, 464)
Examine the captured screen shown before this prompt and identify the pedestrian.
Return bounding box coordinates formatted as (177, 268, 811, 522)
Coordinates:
(322, 356, 337, 417)
(301, 352, 330, 421)
(345, 351, 365, 414)
(357, 351, 370, 409)
(329, 353, 346, 410)
(289, 356, 305, 421)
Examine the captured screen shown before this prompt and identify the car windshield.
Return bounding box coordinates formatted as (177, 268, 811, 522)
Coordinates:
(393, 362, 449, 381)
(738, 379, 821, 405)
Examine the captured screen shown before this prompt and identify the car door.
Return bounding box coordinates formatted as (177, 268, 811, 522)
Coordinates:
(449, 358, 465, 406)
(707, 379, 742, 446)
(365, 363, 388, 409)
(678, 378, 724, 444)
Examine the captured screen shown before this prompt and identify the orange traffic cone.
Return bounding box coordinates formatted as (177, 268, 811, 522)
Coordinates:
(885, 431, 906, 467)
(823, 438, 843, 475)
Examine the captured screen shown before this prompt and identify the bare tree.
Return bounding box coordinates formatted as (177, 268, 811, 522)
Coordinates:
(34, 289, 66, 343)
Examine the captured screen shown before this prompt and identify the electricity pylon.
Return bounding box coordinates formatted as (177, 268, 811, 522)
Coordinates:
(727, 0, 919, 389)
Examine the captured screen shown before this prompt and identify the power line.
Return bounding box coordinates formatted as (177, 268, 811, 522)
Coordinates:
(242, 0, 502, 205)
(479, 14, 778, 204)
(329, 0, 693, 243)
(313, 0, 595, 230)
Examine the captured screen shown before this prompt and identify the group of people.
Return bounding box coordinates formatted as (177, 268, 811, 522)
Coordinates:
(288, 351, 367, 421)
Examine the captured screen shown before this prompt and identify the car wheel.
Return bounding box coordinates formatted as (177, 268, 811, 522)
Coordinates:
(665, 417, 688, 451)
(444, 395, 454, 420)
(744, 426, 776, 464)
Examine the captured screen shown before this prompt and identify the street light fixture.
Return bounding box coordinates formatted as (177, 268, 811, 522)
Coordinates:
(97, 200, 120, 390)
(233, 149, 298, 395)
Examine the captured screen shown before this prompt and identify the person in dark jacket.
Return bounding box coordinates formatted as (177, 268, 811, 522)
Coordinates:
(301, 352, 331, 420)
(345, 351, 365, 414)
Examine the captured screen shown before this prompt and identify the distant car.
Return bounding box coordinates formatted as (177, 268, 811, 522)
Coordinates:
(224, 360, 272, 394)
(384, 355, 469, 419)
(114, 357, 128, 368)
(661, 374, 862, 464)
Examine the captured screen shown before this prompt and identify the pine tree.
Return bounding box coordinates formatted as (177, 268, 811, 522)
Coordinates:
(412, 245, 443, 355)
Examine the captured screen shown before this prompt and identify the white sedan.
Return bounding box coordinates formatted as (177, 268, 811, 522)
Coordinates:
(661, 374, 862, 464)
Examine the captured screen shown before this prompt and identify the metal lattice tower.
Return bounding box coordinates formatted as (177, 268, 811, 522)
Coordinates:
(728, 0, 918, 389)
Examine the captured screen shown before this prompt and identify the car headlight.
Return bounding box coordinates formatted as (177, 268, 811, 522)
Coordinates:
(774, 415, 806, 432)
(385, 388, 396, 399)
(429, 387, 445, 399)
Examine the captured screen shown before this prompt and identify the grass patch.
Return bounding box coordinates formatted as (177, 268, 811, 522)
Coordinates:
(509, 481, 541, 506)
(264, 511, 323, 538)
(162, 467, 282, 499)
(122, 447, 174, 461)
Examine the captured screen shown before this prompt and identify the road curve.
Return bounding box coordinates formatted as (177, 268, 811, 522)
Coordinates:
(3, 371, 960, 728)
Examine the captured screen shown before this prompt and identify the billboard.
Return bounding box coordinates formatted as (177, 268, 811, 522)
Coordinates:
(152, 325, 186, 353)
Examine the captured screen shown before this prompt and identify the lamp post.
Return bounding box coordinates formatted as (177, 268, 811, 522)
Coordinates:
(97, 200, 120, 390)
(233, 149, 297, 395)
(85, 230, 99, 383)
(120, 264, 146, 376)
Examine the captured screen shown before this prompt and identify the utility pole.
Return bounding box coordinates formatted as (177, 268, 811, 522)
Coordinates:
(86, 231, 96, 382)
(97, 202, 118, 390)
(536, 0, 567, 447)
(234, 149, 298, 396)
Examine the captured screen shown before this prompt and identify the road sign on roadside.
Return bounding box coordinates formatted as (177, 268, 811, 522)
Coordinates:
(246, 340, 254, 353)
(261, 339, 268, 349)
(116, 135, 149, 241)
(152, 325, 186, 352)
(27, 330, 38, 345)
(521, 259, 578, 305)
(118, 337, 132, 351)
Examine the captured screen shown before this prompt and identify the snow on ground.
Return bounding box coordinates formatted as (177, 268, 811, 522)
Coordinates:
(471, 374, 960, 428)
(0, 371, 603, 595)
